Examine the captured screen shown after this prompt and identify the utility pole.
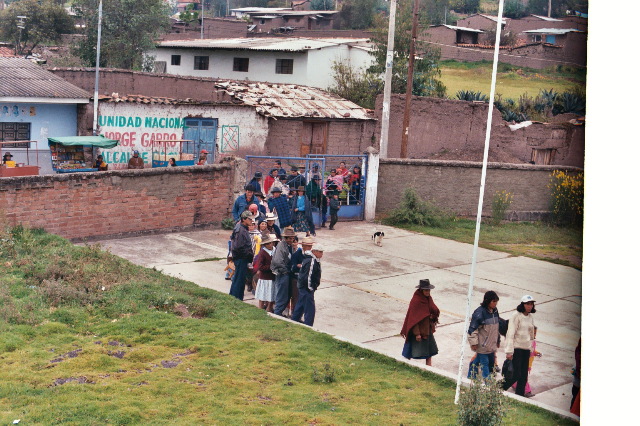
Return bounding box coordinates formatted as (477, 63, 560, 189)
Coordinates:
(201, 0, 204, 39)
(16, 16, 27, 56)
(92, 1, 103, 136)
(400, 0, 419, 158)
(548, 0, 552, 17)
(378, 0, 397, 159)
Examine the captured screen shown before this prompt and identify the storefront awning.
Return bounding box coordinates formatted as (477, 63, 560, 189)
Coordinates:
(47, 136, 119, 149)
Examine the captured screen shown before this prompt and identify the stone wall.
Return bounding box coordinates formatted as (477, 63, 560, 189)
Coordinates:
(0, 160, 242, 241)
(376, 159, 583, 219)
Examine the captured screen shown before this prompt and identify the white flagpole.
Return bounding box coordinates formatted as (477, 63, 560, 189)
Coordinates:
(454, 0, 505, 404)
(92, 0, 103, 136)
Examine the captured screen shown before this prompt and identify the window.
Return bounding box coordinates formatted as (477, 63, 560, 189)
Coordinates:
(533, 34, 542, 42)
(0, 122, 31, 148)
(154, 61, 167, 73)
(275, 58, 293, 74)
(171, 55, 181, 66)
(233, 57, 249, 72)
(194, 56, 209, 70)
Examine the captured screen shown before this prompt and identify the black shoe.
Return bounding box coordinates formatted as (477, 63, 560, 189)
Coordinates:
(321, 224, 327, 228)
(329, 227, 334, 230)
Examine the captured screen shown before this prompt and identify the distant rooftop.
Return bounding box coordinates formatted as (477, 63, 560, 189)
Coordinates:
(523, 28, 583, 34)
(157, 37, 371, 52)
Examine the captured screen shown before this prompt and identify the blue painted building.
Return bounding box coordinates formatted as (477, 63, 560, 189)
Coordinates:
(0, 58, 91, 174)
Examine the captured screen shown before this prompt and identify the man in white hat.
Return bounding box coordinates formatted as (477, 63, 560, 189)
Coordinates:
(264, 212, 281, 240)
(291, 243, 324, 326)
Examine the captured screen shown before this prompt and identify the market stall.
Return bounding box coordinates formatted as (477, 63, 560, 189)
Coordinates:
(152, 139, 195, 167)
(48, 136, 118, 173)
(0, 141, 40, 177)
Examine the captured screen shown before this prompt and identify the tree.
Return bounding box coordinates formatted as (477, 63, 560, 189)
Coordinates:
(179, 3, 199, 28)
(0, 0, 74, 56)
(310, 0, 335, 10)
(503, 0, 527, 19)
(367, 0, 446, 97)
(338, 0, 379, 30)
(327, 60, 383, 109)
(526, 0, 589, 18)
(449, 0, 480, 14)
(72, 0, 171, 70)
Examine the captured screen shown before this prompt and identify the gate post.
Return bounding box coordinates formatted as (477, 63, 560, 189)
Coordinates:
(364, 146, 379, 221)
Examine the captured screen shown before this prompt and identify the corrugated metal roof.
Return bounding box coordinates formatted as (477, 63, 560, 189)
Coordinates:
(530, 14, 563, 22)
(524, 28, 583, 34)
(0, 58, 91, 100)
(442, 25, 484, 33)
(214, 81, 374, 120)
(479, 14, 508, 24)
(157, 37, 371, 52)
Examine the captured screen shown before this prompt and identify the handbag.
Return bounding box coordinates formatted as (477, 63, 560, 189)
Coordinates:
(502, 358, 514, 380)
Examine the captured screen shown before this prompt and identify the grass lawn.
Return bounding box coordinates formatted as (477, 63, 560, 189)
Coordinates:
(390, 219, 583, 270)
(0, 226, 577, 424)
(439, 60, 586, 100)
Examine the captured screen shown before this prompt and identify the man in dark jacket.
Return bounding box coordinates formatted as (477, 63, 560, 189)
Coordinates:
(271, 226, 296, 316)
(229, 210, 255, 300)
(287, 166, 306, 189)
(291, 243, 323, 326)
(267, 186, 293, 228)
(467, 290, 501, 378)
(232, 184, 260, 222)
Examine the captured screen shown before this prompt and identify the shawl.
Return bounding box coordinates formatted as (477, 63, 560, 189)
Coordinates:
(400, 290, 440, 340)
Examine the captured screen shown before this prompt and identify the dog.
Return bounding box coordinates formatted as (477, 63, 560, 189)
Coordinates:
(372, 231, 385, 247)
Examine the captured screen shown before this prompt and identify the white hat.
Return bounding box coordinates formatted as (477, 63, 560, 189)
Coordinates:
(312, 244, 324, 252)
(521, 295, 535, 303)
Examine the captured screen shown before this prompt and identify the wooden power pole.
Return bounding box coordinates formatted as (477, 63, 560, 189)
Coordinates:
(400, 0, 420, 158)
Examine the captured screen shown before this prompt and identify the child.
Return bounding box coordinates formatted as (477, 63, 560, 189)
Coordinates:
(224, 257, 235, 280)
(511, 333, 542, 397)
(329, 191, 341, 230)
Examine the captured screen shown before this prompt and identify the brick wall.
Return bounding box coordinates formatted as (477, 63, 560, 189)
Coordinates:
(0, 161, 241, 241)
(376, 159, 583, 219)
(375, 94, 584, 167)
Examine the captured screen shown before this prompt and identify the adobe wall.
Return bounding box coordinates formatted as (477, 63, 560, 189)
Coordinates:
(48, 68, 236, 103)
(376, 159, 583, 219)
(0, 160, 242, 241)
(265, 119, 376, 156)
(374, 95, 584, 168)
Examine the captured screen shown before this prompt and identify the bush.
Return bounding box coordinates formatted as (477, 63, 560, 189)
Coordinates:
(457, 369, 509, 425)
(221, 218, 235, 230)
(548, 170, 584, 226)
(382, 188, 455, 228)
(490, 190, 514, 225)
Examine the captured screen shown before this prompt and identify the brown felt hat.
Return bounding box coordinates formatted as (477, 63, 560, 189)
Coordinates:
(282, 226, 296, 237)
(297, 186, 305, 192)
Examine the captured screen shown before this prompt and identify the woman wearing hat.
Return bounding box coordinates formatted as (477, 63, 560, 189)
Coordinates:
(502, 295, 537, 396)
(2, 152, 14, 165)
(401, 279, 440, 366)
(290, 185, 316, 237)
(254, 234, 279, 312)
(197, 149, 209, 165)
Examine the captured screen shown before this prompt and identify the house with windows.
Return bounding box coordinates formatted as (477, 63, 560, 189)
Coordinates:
(0, 58, 91, 174)
(151, 37, 373, 89)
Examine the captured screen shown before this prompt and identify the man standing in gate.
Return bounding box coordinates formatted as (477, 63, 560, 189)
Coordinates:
(229, 210, 255, 300)
(271, 226, 296, 316)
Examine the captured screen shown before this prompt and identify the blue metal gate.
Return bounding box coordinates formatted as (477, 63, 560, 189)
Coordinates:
(245, 154, 367, 222)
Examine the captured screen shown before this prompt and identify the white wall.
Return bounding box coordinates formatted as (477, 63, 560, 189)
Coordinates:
(96, 102, 269, 169)
(152, 45, 373, 89)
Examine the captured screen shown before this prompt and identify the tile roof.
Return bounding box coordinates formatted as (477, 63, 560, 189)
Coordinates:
(0, 47, 18, 57)
(98, 93, 187, 104)
(214, 81, 374, 120)
(0, 58, 91, 100)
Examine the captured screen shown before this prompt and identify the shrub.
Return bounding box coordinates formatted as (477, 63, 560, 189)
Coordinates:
(221, 218, 235, 230)
(312, 363, 336, 383)
(548, 170, 584, 226)
(457, 369, 509, 425)
(456, 90, 488, 102)
(490, 191, 514, 225)
(382, 188, 455, 228)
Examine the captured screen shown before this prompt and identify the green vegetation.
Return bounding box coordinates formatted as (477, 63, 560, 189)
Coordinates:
(491, 190, 514, 226)
(458, 368, 509, 425)
(548, 170, 584, 227)
(439, 60, 586, 100)
(382, 188, 583, 270)
(0, 225, 577, 424)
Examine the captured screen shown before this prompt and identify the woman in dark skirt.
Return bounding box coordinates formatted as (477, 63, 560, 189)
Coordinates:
(290, 186, 316, 237)
(401, 279, 440, 366)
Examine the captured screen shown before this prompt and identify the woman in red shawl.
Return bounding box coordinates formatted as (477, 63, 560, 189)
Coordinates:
(401, 279, 440, 366)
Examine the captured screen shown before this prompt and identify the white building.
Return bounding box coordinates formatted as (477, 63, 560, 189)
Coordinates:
(151, 37, 373, 90)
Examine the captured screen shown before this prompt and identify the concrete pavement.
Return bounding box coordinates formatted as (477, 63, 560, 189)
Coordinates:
(95, 221, 581, 416)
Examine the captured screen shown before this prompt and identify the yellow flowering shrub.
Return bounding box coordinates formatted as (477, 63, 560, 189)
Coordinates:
(548, 170, 584, 226)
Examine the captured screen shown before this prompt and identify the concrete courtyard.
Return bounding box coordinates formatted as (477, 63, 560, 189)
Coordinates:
(96, 221, 581, 416)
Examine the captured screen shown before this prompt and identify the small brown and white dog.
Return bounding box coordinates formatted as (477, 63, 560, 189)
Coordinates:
(372, 231, 385, 247)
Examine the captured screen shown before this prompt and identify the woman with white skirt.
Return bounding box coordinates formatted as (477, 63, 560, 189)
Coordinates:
(253, 234, 278, 312)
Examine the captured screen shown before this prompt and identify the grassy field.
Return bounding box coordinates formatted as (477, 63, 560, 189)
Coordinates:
(439, 60, 587, 100)
(393, 219, 583, 270)
(0, 225, 577, 424)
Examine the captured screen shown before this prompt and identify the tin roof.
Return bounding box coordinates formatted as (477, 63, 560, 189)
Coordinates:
(523, 28, 583, 34)
(442, 25, 484, 33)
(157, 37, 371, 52)
(530, 14, 563, 22)
(214, 81, 374, 120)
(0, 58, 91, 101)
